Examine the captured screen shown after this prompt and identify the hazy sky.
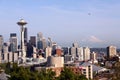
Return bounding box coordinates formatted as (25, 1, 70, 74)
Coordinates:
(0, 0, 120, 47)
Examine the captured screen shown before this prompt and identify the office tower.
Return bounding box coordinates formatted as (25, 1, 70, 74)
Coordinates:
(0, 35, 3, 51)
(37, 40, 43, 49)
(8, 52, 13, 62)
(64, 55, 72, 63)
(107, 46, 116, 58)
(29, 36, 36, 47)
(45, 46, 52, 58)
(3, 43, 9, 53)
(26, 43, 33, 57)
(52, 42, 57, 50)
(9, 33, 18, 52)
(52, 42, 57, 55)
(42, 38, 47, 50)
(37, 32, 43, 41)
(70, 47, 77, 58)
(72, 42, 79, 48)
(17, 19, 27, 63)
(3, 43, 9, 63)
(62, 47, 69, 55)
(48, 37, 52, 47)
(13, 52, 18, 62)
(83, 47, 90, 61)
(90, 52, 98, 64)
(37, 32, 43, 49)
(37, 32, 47, 50)
(8, 52, 18, 63)
(77, 47, 84, 61)
(24, 27, 28, 45)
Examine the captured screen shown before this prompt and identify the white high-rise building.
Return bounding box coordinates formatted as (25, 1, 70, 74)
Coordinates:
(4, 53, 8, 63)
(70, 47, 77, 58)
(90, 52, 98, 64)
(3, 43, 9, 63)
(77, 47, 84, 61)
(8, 52, 13, 62)
(45, 46, 52, 58)
(3, 43, 9, 54)
(73, 42, 79, 48)
(13, 53, 18, 63)
(83, 47, 90, 61)
(107, 46, 117, 58)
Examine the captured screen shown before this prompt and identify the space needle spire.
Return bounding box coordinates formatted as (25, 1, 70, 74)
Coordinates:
(17, 19, 27, 63)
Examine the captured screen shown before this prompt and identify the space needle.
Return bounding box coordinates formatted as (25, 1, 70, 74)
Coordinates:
(17, 19, 27, 63)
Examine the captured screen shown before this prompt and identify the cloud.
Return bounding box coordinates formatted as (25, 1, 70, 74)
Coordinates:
(89, 36, 103, 43)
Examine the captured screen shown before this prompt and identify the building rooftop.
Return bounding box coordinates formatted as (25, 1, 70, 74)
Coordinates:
(79, 62, 109, 73)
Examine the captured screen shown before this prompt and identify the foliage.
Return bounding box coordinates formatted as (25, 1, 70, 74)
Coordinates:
(0, 63, 88, 80)
(110, 62, 120, 80)
(57, 67, 88, 80)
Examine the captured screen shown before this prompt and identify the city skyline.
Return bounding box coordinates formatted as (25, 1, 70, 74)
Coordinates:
(0, 0, 120, 47)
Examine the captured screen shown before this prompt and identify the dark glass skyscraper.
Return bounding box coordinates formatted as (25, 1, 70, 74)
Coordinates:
(29, 36, 36, 47)
(24, 27, 28, 45)
(0, 35, 3, 51)
(37, 32, 43, 49)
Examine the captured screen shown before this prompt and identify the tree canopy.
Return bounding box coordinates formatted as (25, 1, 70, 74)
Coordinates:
(0, 63, 88, 80)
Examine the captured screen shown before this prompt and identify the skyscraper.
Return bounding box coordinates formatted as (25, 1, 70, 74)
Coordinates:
(45, 46, 52, 58)
(37, 32, 43, 49)
(77, 47, 84, 61)
(42, 38, 47, 50)
(29, 36, 36, 47)
(107, 46, 116, 58)
(70, 43, 80, 60)
(70, 47, 77, 58)
(3, 43, 9, 63)
(26, 43, 33, 57)
(37, 32, 47, 50)
(0, 35, 3, 51)
(9, 33, 18, 52)
(3, 43, 9, 54)
(83, 47, 90, 61)
(37, 32, 43, 41)
(72, 42, 79, 48)
(24, 27, 28, 45)
(90, 52, 98, 64)
(48, 37, 52, 47)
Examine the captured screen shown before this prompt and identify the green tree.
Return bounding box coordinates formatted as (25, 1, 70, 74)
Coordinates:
(77, 75, 88, 80)
(37, 69, 56, 80)
(58, 67, 88, 80)
(58, 67, 75, 80)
